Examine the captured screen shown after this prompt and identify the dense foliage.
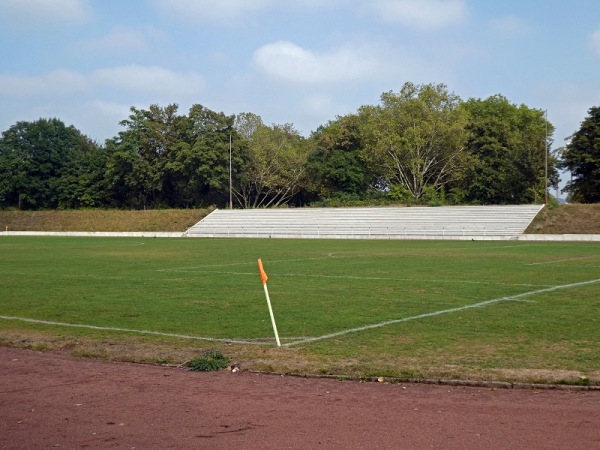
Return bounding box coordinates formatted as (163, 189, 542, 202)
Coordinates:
(0, 82, 563, 210)
(561, 106, 600, 203)
(0, 118, 107, 209)
(460, 95, 558, 205)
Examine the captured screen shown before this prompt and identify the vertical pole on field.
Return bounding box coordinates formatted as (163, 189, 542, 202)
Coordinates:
(258, 259, 281, 347)
(229, 134, 233, 210)
(544, 109, 548, 205)
(544, 110, 550, 205)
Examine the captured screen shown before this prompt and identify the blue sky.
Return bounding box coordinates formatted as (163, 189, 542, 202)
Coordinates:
(1, 0, 600, 190)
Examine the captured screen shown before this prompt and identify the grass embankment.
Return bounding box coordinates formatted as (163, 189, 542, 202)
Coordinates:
(0, 208, 212, 232)
(526, 203, 600, 234)
(0, 203, 599, 234)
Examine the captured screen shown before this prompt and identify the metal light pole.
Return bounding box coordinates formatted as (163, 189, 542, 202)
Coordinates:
(229, 134, 233, 210)
(544, 110, 548, 205)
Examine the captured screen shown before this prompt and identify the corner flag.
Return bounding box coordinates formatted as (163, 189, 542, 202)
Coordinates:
(258, 258, 268, 284)
(257, 259, 280, 347)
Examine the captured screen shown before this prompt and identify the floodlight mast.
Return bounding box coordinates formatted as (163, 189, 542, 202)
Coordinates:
(229, 134, 233, 210)
(545, 110, 548, 205)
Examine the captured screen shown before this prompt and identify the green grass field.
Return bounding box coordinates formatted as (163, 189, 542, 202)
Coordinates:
(1, 236, 599, 385)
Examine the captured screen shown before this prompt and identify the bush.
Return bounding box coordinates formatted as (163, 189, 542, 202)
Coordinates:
(186, 349, 229, 371)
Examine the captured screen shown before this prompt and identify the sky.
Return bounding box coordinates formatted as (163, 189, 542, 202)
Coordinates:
(1, 0, 600, 191)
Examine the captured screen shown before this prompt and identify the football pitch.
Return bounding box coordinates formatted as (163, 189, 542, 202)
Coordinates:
(1, 236, 599, 384)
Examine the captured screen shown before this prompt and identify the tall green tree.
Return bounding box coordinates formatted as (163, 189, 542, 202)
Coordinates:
(55, 137, 108, 209)
(233, 121, 308, 208)
(182, 104, 237, 206)
(234, 112, 263, 140)
(561, 106, 600, 203)
(461, 96, 556, 204)
(105, 103, 241, 209)
(306, 114, 372, 201)
(105, 104, 195, 208)
(359, 82, 468, 203)
(0, 118, 102, 209)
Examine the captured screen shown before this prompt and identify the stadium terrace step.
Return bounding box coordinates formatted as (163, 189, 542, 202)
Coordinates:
(185, 205, 544, 240)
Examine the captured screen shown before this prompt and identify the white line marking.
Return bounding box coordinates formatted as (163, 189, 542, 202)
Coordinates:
(4, 280, 597, 348)
(527, 256, 597, 266)
(283, 278, 600, 347)
(0, 316, 271, 345)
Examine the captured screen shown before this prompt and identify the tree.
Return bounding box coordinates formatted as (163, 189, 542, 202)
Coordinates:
(461, 96, 556, 204)
(234, 112, 263, 140)
(55, 137, 108, 209)
(0, 118, 102, 209)
(561, 106, 600, 203)
(182, 104, 237, 206)
(105, 104, 186, 208)
(306, 114, 372, 201)
(105, 103, 242, 209)
(233, 122, 308, 208)
(359, 82, 468, 203)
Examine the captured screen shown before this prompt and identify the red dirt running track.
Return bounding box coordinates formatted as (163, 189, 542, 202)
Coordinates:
(1, 347, 599, 449)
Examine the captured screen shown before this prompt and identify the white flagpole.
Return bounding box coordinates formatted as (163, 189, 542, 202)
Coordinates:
(258, 259, 281, 347)
(263, 282, 281, 347)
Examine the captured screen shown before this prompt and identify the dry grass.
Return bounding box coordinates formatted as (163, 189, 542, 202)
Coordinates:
(2, 330, 596, 385)
(526, 203, 600, 234)
(0, 208, 212, 232)
(0, 330, 330, 374)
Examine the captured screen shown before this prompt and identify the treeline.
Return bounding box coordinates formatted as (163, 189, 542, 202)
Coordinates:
(0, 82, 562, 210)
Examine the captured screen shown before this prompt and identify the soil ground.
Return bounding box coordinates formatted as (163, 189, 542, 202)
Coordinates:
(1, 347, 599, 450)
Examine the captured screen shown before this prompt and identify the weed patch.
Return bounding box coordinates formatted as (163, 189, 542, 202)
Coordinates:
(186, 349, 229, 372)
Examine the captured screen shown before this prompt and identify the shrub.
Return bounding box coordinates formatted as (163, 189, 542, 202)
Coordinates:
(186, 349, 229, 371)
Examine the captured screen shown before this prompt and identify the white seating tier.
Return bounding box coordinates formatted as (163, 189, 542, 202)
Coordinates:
(185, 205, 544, 240)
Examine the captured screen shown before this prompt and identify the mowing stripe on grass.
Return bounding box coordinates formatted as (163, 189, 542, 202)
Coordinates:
(157, 263, 552, 287)
(0, 315, 271, 345)
(156, 244, 540, 274)
(527, 256, 597, 266)
(163, 269, 552, 288)
(157, 254, 341, 273)
(283, 278, 600, 347)
(265, 272, 552, 288)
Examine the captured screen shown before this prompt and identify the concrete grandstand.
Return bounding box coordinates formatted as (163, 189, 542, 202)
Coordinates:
(185, 205, 544, 240)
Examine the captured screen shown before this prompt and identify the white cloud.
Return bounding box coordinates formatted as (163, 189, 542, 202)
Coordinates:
(149, 0, 357, 22)
(0, 0, 91, 26)
(590, 29, 600, 59)
(369, 0, 468, 29)
(253, 41, 378, 84)
(150, 0, 275, 24)
(0, 70, 88, 96)
(150, 0, 469, 29)
(0, 66, 205, 99)
(91, 65, 205, 97)
(0, 65, 206, 141)
(88, 100, 132, 120)
(489, 16, 532, 37)
(79, 27, 165, 53)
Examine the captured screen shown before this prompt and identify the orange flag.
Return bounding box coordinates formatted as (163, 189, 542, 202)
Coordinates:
(257, 258, 268, 284)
